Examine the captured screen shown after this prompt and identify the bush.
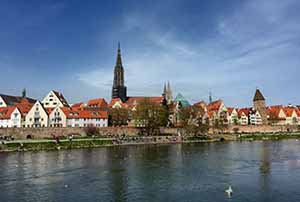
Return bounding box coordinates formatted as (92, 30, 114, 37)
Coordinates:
(83, 126, 99, 136)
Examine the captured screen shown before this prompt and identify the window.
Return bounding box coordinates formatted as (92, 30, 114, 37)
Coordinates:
(45, 103, 49, 105)
(49, 99, 53, 101)
(53, 102, 57, 105)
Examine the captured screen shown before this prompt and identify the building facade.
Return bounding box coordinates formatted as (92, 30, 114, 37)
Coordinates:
(25, 101, 49, 128)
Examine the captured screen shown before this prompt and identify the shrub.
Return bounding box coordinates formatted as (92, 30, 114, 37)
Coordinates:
(84, 126, 99, 136)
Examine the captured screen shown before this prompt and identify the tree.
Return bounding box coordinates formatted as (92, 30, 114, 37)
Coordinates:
(212, 118, 227, 134)
(132, 98, 169, 136)
(178, 105, 208, 136)
(108, 108, 130, 126)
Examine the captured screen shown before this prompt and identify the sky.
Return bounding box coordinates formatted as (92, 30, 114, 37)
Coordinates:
(0, 0, 300, 107)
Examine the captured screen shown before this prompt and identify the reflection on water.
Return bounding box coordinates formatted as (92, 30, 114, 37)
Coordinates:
(1, 140, 300, 202)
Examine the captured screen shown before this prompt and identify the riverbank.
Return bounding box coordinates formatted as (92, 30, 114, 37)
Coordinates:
(237, 132, 300, 141)
(1, 133, 300, 152)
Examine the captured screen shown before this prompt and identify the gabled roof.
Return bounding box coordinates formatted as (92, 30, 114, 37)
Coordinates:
(66, 108, 108, 119)
(238, 108, 251, 117)
(253, 89, 265, 101)
(71, 102, 85, 110)
(52, 91, 70, 107)
(296, 108, 300, 117)
(87, 98, 108, 108)
(282, 106, 297, 117)
(227, 107, 237, 116)
(207, 100, 223, 111)
(0, 106, 16, 119)
(267, 105, 283, 115)
(15, 98, 34, 116)
(108, 98, 128, 108)
(0, 94, 36, 106)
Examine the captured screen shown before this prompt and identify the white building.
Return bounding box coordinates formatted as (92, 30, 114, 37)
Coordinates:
(41, 90, 69, 108)
(25, 101, 49, 128)
(249, 110, 262, 125)
(0, 107, 16, 128)
(227, 108, 239, 125)
(49, 107, 68, 127)
(66, 109, 108, 127)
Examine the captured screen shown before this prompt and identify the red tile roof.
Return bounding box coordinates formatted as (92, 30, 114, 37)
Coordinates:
(126, 97, 163, 106)
(15, 98, 34, 116)
(87, 98, 108, 108)
(193, 101, 207, 109)
(207, 100, 223, 118)
(227, 107, 236, 116)
(207, 100, 223, 111)
(296, 108, 300, 117)
(71, 102, 84, 108)
(267, 105, 284, 119)
(58, 107, 107, 119)
(0, 106, 16, 119)
(283, 107, 297, 117)
(238, 108, 251, 117)
(0, 94, 36, 106)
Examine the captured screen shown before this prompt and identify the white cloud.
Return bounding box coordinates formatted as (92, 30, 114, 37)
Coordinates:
(78, 0, 300, 106)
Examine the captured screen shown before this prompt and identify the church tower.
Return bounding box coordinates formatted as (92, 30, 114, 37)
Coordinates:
(112, 43, 127, 102)
(162, 82, 173, 104)
(253, 89, 268, 124)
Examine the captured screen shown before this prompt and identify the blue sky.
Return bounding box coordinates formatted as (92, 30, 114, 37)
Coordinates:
(0, 0, 300, 107)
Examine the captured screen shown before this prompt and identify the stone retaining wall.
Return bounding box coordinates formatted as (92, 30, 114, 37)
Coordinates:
(226, 125, 300, 133)
(0, 127, 178, 140)
(0, 125, 299, 140)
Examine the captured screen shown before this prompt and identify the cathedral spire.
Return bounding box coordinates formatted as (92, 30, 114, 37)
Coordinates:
(112, 42, 127, 102)
(116, 42, 123, 66)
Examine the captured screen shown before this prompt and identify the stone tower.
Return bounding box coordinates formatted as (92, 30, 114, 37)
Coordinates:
(162, 82, 173, 104)
(253, 89, 268, 124)
(112, 43, 127, 102)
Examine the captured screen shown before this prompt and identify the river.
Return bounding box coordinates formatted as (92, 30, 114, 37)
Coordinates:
(1, 140, 300, 202)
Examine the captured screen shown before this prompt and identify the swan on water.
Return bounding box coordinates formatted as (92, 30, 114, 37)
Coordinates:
(225, 186, 233, 197)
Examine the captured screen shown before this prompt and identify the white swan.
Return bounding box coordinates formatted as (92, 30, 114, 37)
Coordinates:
(225, 186, 233, 197)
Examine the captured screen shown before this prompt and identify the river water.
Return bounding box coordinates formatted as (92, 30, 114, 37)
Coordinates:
(1, 140, 300, 202)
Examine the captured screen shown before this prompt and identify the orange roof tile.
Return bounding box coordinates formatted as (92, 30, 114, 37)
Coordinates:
(15, 98, 34, 116)
(87, 98, 108, 108)
(238, 108, 250, 117)
(207, 100, 223, 111)
(283, 107, 297, 117)
(0, 106, 16, 119)
(66, 108, 108, 119)
(227, 107, 236, 115)
(125, 97, 164, 108)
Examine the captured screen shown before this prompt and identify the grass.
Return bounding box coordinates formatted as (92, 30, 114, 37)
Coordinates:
(1, 139, 113, 152)
(238, 132, 300, 140)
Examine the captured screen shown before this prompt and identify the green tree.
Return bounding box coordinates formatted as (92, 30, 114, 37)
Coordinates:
(178, 106, 208, 136)
(108, 108, 130, 126)
(133, 98, 169, 136)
